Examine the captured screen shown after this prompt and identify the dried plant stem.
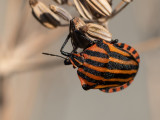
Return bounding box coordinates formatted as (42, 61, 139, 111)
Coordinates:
(1, 75, 40, 120)
(14, 29, 66, 60)
(0, 76, 4, 107)
(29, 0, 38, 6)
(2, 0, 24, 51)
(59, 24, 70, 27)
(110, 1, 130, 18)
(8, 1, 29, 49)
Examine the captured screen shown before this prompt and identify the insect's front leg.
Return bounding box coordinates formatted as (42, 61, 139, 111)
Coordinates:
(60, 33, 71, 56)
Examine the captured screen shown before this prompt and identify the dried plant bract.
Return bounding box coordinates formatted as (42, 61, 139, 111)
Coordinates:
(29, 0, 61, 29)
(80, 23, 112, 41)
(74, 0, 112, 21)
(50, 4, 72, 21)
(54, 0, 68, 5)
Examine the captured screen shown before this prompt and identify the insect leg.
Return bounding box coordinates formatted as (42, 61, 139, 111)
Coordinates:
(60, 33, 71, 56)
(110, 39, 119, 44)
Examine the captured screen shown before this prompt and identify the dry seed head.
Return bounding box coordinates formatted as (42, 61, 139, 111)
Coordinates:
(50, 5, 72, 21)
(107, 0, 112, 5)
(54, 0, 68, 4)
(30, 1, 61, 29)
(74, 0, 112, 20)
(73, 0, 93, 20)
(123, 0, 133, 3)
(80, 23, 112, 41)
(29, 0, 38, 7)
(72, 17, 86, 30)
(85, 0, 112, 16)
(98, 0, 112, 14)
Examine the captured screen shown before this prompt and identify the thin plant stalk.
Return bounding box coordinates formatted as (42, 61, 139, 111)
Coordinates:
(110, 1, 130, 18)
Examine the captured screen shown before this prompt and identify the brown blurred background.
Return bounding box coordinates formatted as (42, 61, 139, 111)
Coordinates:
(0, 0, 160, 120)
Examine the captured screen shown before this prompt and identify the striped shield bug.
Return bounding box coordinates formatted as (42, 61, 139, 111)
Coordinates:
(43, 36, 140, 93)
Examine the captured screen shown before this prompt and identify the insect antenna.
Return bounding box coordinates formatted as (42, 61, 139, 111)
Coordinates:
(42, 52, 66, 59)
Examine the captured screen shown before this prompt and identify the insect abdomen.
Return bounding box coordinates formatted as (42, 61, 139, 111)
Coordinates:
(116, 43, 140, 63)
(77, 40, 139, 93)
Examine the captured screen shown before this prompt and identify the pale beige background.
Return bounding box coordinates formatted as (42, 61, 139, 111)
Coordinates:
(0, 0, 160, 120)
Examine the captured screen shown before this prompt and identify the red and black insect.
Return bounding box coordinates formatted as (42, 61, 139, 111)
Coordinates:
(43, 17, 140, 93)
(43, 36, 140, 93)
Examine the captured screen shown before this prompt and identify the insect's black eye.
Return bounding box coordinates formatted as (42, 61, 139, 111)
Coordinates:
(64, 59, 71, 65)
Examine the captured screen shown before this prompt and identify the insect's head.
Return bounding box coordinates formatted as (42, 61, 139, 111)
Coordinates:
(64, 53, 84, 68)
(63, 55, 77, 68)
(64, 58, 71, 65)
